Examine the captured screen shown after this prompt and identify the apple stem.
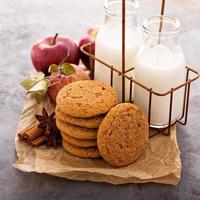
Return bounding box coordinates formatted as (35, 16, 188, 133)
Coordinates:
(59, 48, 70, 66)
(52, 33, 59, 45)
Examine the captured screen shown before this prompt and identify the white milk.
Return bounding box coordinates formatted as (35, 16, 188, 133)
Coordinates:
(95, 27, 141, 102)
(134, 44, 186, 127)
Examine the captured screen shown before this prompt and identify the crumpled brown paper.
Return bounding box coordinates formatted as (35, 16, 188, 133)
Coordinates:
(14, 95, 181, 185)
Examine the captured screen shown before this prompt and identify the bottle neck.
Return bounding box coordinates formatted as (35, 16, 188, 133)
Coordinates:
(103, 0, 140, 29)
(104, 14, 139, 29)
(142, 16, 181, 49)
(144, 33, 180, 50)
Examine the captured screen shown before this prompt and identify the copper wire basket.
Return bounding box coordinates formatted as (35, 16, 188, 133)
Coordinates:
(80, 0, 199, 136)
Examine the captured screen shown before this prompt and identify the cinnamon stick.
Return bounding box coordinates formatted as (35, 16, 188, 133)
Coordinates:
(18, 107, 61, 147)
(23, 124, 44, 144)
(18, 122, 37, 139)
(18, 122, 44, 143)
(30, 135, 46, 147)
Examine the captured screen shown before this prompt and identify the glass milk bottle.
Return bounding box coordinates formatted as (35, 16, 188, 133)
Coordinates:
(134, 16, 186, 128)
(95, 0, 141, 102)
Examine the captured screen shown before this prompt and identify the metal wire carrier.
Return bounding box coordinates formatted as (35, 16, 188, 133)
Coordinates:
(80, 0, 199, 136)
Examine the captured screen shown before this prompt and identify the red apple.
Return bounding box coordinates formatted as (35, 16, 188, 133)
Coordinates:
(31, 33, 80, 74)
(48, 65, 89, 103)
(79, 27, 99, 70)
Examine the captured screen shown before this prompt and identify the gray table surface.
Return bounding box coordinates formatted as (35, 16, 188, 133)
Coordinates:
(0, 0, 200, 199)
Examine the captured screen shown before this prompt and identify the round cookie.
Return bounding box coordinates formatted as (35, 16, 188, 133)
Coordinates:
(62, 140, 101, 158)
(56, 118, 97, 140)
(55, 106, 104, 128)
(61, 132, 97, 147)
(56, 80, 117, 118)
(97, 103, 149, 167)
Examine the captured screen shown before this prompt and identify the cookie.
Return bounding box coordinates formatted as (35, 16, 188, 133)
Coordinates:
(97, 103, 149, 167)
(61, 131, 97, 147)
(56, 80, 117, 118)
(55, 106, 104, 128)
(62, 140, 101, 158)
(56, 118, 97, 140)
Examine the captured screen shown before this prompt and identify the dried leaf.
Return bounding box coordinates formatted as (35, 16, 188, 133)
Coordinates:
(28, 79, 49, 93)
(31, 71, 45, 81)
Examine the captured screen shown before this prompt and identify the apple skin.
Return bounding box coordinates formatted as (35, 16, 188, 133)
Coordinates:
(31, 35, 80, 74)
(48, 65, 89, 103)
(79, 26, 99, 70)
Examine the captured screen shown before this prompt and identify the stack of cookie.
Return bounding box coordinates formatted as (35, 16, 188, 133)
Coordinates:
(55, 80, 117, 159)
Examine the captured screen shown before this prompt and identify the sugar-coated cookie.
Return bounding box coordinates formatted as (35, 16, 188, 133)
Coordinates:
(55, 106, 104, 128)
(62, 140, 101, 158)
(61, 131, 97, 147)
(56, 118, 97, 140)
(97, 103, 149, 167)
(56, 80, 117, 118)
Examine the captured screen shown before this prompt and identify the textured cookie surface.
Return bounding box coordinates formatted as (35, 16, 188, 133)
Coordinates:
(62, 140, 101, 158)
(56, 118, 97, 140)
(97, 103, 149, 167)
(56, 106, 104, 128)
(61, 132, 97, 147)
(56, 80, 117, 118)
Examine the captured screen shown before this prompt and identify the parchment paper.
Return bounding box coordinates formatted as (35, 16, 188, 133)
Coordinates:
(14, 95, 181, 185)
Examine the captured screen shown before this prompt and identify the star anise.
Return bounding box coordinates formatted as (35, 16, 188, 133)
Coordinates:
(35, 107, 61, 147)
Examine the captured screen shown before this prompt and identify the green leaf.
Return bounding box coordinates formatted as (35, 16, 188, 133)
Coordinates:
(61, 63, 75, 76)
(48, 64, 58, 73)
(28, 79, 49, 93)
(21, 79, 37, 90)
